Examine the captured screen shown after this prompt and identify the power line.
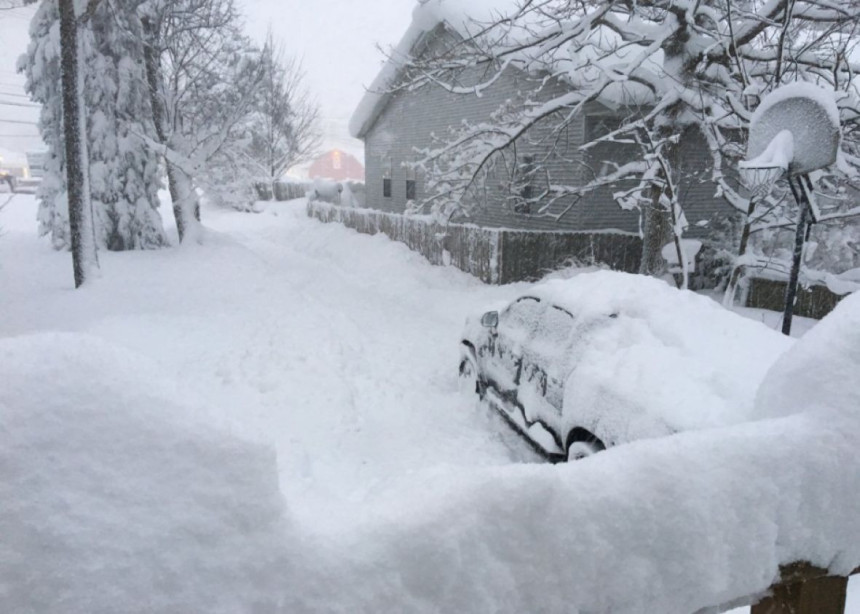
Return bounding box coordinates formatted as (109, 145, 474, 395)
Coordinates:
(0, 90, 30, 99)
(0, 100, 38, 108)
(0, 118, 37, 126)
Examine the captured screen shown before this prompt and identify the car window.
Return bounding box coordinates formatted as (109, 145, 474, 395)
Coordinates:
(500, 297, 543, 340)
(533, 305, 574, 345)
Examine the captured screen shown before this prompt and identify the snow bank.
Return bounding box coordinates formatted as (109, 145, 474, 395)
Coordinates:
(0, 333, 293, 614)
(313, 292, 860, 613)
(756, 289, 860, 421)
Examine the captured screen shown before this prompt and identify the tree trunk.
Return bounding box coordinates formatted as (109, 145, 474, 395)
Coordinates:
(141, 15, 201, 243)
(168, 166, 202, 243)
(639, 187, 673, 278)
(59, 0, 98, 287)
(723, 198, 757, 307)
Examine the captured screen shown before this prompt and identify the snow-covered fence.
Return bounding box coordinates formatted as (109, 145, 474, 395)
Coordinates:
(746, 277, 845, 320)
(341, 181, 366, 208)
(308, 200, 501, 281)
(743, 563, 858, 614)
(307, 202, 641, 283)
(253, 181, 302, 201)
(271, 181, 310, 202)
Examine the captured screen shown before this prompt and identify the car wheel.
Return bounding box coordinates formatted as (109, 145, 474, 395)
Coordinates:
(458, 354, 484, 399)
(565, 428, 605, 461)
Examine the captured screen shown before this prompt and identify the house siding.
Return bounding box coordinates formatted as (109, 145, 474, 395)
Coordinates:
(357, 24, 735, 282)
(362, 27, 643, 234)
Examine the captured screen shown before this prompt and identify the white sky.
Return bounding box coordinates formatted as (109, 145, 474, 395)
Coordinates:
(0, 4, 40, 161)
(0, 1, 415, 161)
(238, 0, 413, 159)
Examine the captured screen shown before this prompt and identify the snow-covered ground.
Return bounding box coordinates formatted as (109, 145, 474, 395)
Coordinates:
(0, 194, 540, 525)
(2, 194, 859, 613)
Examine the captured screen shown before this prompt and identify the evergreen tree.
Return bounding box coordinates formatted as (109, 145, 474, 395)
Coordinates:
(22, 0, 167, 253)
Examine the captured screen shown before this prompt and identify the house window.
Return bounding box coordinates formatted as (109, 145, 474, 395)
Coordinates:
(514, 154, 536, 214)
(332, 150, 342, 170)
(382, 155, 392, 198)
(405, 159, 417, 201)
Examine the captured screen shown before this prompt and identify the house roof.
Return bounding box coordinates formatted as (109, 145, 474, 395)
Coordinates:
(349, 0, 667, 140)
(348, 0, 521, 139)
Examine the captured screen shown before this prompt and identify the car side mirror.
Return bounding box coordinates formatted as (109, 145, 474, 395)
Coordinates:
(480, 311, 499, 328)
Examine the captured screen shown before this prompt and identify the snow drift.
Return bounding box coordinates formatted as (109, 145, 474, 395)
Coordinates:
(0, 333, 292, 614)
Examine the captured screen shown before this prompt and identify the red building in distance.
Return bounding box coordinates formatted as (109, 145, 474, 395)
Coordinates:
(308, 149, 364, 182)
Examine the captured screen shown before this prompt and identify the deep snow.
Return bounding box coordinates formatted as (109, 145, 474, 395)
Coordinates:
(2, 194, 859, 613)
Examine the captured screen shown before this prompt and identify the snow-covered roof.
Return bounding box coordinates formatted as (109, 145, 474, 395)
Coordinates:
(349, 0, 665, 139)
(348, 0, 524, 139)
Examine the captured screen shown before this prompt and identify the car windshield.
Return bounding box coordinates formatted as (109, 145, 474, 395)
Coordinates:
(533, 305, 574, 347)
(501, 297, 543, 342)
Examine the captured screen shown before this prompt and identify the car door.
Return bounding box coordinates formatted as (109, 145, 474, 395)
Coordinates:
(489, 297, 543, 401)
(525, 304, 575, 414)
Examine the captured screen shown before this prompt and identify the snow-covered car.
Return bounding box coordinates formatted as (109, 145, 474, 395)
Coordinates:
(459, 271, 793, 461)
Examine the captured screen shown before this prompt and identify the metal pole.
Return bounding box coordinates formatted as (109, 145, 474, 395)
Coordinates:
(782, 175, 811, 336)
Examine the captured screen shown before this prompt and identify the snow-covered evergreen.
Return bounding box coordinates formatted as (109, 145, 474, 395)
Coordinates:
(21, 0, 166, 252)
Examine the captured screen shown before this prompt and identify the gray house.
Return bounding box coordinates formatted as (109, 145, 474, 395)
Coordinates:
(310, 3, 734, 284)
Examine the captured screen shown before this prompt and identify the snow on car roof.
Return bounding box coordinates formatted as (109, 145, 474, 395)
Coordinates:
(524, 271, 794, 432)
